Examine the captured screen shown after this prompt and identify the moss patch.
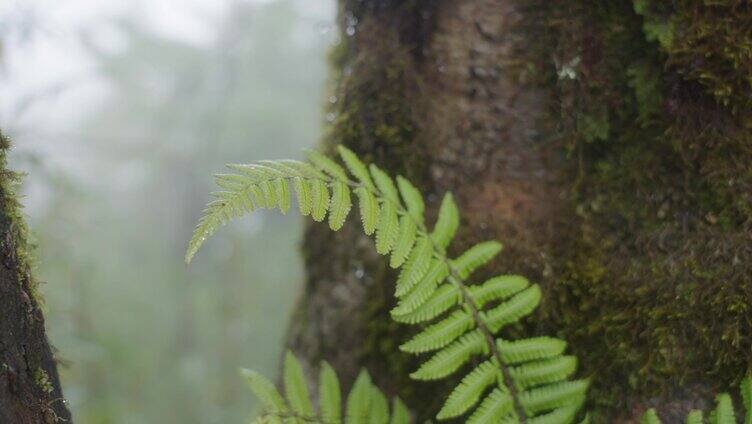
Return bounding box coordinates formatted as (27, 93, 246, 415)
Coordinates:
(535, 0, 752, 417)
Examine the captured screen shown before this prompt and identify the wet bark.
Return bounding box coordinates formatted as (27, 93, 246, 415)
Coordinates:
(0, 132, 71, 423)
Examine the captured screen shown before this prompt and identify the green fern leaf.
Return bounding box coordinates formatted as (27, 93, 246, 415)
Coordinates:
(641, 409, 661, 424)
(468, 275, 530, 308)
(310, 179, 330, 222)
(467, 388, 514, 424)
(391, 260, 448, 316)
(214, 173, 250, 190)
(509, 356, 578, 390)
(390, 216, 416, 268)
(186, 191, 254, 263)
(497, 337, 568, 365)
(394, 237, 432, 298)
(484, 285, 542, 332)
(519, 380, 589, 416)
(338, 146, 375, 190)
(275, 178, 291, 214)
(452, 241, 503, 279)
(410, 330, 486, 380)
(273, 159, 326, 179)
(283, 351, 314, 417)
(369, 386, 389, 424)
(527, 404, 582, 424)
(400, 310, 474, 354)
(437, 360, 497, 419)
(319, 361, 341, 424)
(391, 283, 460, 324)
(260, 180, 277, 207)
(347, 370, 373, 424)
(240, 368, 288, 414)
(307, 149, 348, 181)
(431, 193, 459, 251)
(709, 393, 736, 424)
(355, 187, 379, 235)
(741, 377, 751, 424)
(369, 164, 400, 204)
(293, 177, 313, 216)
(375, 200, 399, 254)
(390, 398, 410, 424)
(686, 410, 703, 424)
(329, 181, 352, 231)
(396, 176, 424, 222)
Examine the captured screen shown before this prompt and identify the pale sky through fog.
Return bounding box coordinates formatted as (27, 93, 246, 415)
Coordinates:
(0, 0, 335, 142)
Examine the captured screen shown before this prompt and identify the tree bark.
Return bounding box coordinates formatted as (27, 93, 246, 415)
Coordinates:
(287, 1, 751, 421)
(0, 131, 71, 423)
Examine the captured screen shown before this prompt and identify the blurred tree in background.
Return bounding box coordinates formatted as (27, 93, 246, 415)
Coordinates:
(2, 1, 334, 422)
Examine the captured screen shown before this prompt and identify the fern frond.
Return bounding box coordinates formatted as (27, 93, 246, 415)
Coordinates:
(319, 361, 341, 424)
(284, 351, 315, 417)
(686, 410, 703, 424)
(400, 310, 474, 354)
(742, 377, 751, 424)
(347, 370, 373, 424)
(410, 330, 486, 380)
(508, 356, 577, 390)
(437, 360, 497, 419)
(497, 338, 567, 365)
(191, 146, 587, 422)
(244, 352, 411, 424)
(391, 283, 461, 324)
(294, 177, 313, 216)
(452, 241, 503, 279)
(390, 216, 416, 268)
(390, 398, 410, 424)
(641, 409, 661, 424)
(310, 179, 330, 222)
(390, 260, 448, 316)
(468, 388, 514, 424)
(338, 146, 375, 190)
(431, 193, 459, 251)
(710, 393, 735, 424)
(468, 275, 530, 308)
(396, 176, 424, 222)
(394, 237, 432, 297)
(307, 150, 348, 181)
(355, 187, 379, 235)
(240, 368, 288, 414)
(369, 386, 389, 424)
(484, 285, 541, 332)
(275, 178, 291, 214)
(375, 200, 400, 254)
(518, 380, 588, 416)
(369, 164, 400, 204)
(329, 181, 352, 231)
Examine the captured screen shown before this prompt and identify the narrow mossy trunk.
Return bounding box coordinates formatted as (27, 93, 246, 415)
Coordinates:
(0, 131, 71, 423)
(287, 1, 751, 421)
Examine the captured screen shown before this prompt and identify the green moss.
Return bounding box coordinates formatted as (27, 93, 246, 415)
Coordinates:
(33, 367, 54, 394)
(0, 130, 40, 301)
(535, 0, 752, 418)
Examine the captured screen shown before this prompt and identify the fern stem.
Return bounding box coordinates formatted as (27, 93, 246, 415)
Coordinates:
(350, 175, 528, 422)
(446, 273, 527, 423)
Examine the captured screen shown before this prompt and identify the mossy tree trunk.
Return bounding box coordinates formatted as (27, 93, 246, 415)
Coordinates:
(0, 132, 71, 423)
(287, 1, 751, 421)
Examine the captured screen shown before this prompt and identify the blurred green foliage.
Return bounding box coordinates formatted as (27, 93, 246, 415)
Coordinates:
(9, 1, 334, 422)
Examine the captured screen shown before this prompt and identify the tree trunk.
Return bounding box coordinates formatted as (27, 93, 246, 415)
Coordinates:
(0, 131, 71, 423)
(287, 1, 751, 421)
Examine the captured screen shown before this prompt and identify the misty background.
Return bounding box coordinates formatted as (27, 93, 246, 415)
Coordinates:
(0, 0, 336, 422)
